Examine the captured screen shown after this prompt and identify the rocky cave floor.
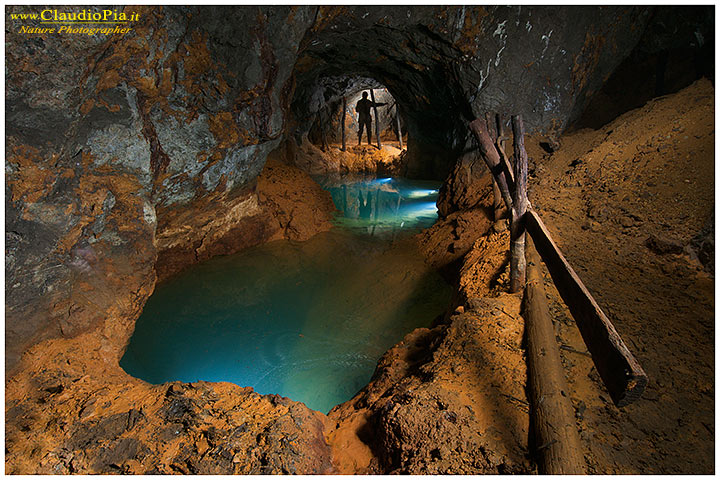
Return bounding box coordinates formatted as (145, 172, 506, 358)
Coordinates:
(292, 135, 408, 177)
(5, 80, 714, 474)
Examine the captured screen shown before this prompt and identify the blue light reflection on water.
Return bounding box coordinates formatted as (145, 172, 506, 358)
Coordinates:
(120, 176, 450, 413)
(315, 175, 442, 236)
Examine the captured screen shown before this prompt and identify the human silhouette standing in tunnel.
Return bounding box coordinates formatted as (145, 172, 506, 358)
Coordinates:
(356, 92, 387, 145)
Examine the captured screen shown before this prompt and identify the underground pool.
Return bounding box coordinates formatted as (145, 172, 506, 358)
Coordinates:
(120, 176, 452, 413)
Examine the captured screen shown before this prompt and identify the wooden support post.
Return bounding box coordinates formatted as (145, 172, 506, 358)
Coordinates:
(370, 89, 382, 149)
(510, 115, 529, 293)
(341, 96, 347, 152)
(492, 179, 503, 222)
(468, 118, 514, 212)
(396, 103, 404, 150)
(525, 208, 648, 406)
(495, 114, 515, 193)
(525, 238, 586, 475)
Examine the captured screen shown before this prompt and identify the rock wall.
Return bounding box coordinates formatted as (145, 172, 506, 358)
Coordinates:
(6, 6, 320, 369)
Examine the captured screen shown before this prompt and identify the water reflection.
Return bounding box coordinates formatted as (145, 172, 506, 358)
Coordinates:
(120, 176, 448, 413)
(314, 175, 441, 236)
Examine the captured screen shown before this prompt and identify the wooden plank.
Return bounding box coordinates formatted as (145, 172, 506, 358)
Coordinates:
(469, 118, 514, 212)
(510, 115, 529, 293)
(369, 89, 382, 149)
(485, 112, 498, 140)
(526, 208, 648, 407)
(495, 113, 515, 188)
(525, 238, 586, 474)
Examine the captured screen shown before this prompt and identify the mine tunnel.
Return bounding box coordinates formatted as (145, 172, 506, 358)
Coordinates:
(5, 5, 715, 475)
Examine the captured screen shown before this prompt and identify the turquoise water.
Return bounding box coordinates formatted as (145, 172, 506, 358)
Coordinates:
(120, 177, 450, 413)
(315, 175, 441, 236)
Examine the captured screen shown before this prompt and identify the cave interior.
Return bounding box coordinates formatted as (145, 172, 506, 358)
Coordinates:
(4, 5, 715, 475)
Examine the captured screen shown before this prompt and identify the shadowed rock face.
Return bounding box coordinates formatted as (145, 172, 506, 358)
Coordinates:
(4, 4, 713, 475)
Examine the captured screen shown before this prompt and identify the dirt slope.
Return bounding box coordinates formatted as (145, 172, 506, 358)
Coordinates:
(527, 78, 714, 474)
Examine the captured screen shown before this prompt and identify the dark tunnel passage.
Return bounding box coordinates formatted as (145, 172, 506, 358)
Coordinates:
(298, 76, 403, 150)
(289, 22, 475, 180)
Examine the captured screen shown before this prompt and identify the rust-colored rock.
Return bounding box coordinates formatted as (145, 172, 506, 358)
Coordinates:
(327, 296, 531, 474)
(155, 158, 336, 281)
(291, 138, 408, 176)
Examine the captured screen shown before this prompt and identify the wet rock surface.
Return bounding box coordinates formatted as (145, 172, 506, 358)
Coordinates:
(154, 157, 336, 281)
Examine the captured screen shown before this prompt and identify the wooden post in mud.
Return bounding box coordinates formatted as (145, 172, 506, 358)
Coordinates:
(341, 97, 347, 152)
(510, 115, 529, 293)
(469, 118, 514, 212)
(525, 238, 586, 474)
(396, 103, 404, 150)
(525, 209, 648, 406)
(370, 89, 382, 149)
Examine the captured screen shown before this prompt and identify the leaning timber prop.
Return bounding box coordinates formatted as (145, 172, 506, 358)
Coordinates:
(525, 210, 648, 406)
(468, 118, 514, 211)
(468, 113, 647, 407)
(509, 116, 529, 293)
(525, 237, 586, 474)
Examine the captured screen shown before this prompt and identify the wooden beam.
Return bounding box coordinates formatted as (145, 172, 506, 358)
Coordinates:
(468, 118, 514, 212)
(495, 113, 515, 189)
(525, 238, 586, 474)
(370, 89, 382, 149)
(485, 112, 498, 140)
(510, 115, 529, 293)
(341, 96, 347, 152)
(526, 208, 648, 407)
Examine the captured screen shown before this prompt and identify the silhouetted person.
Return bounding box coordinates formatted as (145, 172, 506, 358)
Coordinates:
(356, 92, 386, 145)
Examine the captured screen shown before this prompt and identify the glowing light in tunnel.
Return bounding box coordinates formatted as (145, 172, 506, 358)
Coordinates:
(407, 189, 439, 198)
(402, 201, 438, 218)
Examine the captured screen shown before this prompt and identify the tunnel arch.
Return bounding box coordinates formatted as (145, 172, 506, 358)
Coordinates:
(288, 22, 476, 180)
